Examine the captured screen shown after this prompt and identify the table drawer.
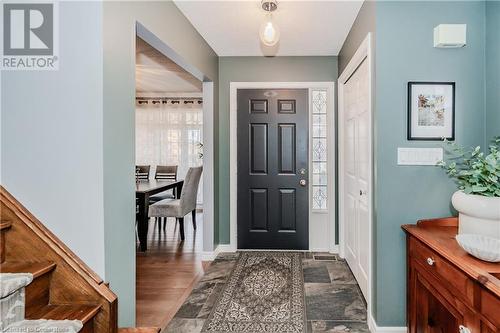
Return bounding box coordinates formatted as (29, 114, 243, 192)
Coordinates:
(481, 288, 500, 327)
(409, 237, 474, 304)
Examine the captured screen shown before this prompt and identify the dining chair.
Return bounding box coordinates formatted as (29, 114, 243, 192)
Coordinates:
(149, 165, 179, 231)
(135, 165, 150, 180)
(149, 165, 178, 203)
(155, 165, 178, 181)
(148, 166, 203, 241)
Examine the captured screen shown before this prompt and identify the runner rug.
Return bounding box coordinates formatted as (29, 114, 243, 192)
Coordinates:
(201, 251, 306, 333)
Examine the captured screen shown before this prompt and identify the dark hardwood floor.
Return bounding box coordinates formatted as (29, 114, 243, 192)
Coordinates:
(136, 211, 208, 330)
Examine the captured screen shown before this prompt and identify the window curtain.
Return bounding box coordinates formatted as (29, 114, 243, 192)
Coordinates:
(135, 99, 203, 204)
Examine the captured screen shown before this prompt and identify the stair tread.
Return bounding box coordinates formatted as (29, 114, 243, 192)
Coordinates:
(0, 221, 12, 230)
(26, 304, 101, 324)
(0, 261, 56, 277)
(0, 273, 33, 298)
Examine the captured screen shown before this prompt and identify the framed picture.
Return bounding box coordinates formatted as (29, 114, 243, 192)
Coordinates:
(407, 82, 455, 140)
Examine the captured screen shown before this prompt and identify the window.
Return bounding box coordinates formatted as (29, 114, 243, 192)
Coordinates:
(311, 90, 328, 210)
(136, 99, 203, 203)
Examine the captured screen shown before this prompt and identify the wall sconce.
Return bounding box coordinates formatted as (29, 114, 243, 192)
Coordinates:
(434, 24, 466, 48)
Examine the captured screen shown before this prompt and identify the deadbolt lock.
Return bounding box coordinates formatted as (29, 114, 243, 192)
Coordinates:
(299, 168, 307, 175)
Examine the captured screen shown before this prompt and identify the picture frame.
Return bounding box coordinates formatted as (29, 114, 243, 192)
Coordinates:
(407, 82, 455, 141)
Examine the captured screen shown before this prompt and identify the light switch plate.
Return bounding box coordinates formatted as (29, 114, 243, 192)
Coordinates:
(397, 148, 443, 166)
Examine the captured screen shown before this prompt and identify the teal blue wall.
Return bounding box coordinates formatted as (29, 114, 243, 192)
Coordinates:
(338, 0, 376, 75)
(375, 1, 486, 326)
(2, 1, 105, 277)
(218, 56, 338, 244)
(486, 1, 500, 142)
(103, 1, 219, 325)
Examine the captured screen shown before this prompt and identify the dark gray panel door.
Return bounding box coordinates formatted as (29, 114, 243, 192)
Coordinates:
(237, 89, 308, 249)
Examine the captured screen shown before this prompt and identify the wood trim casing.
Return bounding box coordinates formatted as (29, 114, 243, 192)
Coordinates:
(0, 186, 118, 333)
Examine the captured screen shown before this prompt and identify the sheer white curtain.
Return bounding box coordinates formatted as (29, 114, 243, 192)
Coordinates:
(136, 99, 203, 203)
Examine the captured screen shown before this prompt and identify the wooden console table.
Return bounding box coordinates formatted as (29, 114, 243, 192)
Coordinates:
(402, 217, 500, 333)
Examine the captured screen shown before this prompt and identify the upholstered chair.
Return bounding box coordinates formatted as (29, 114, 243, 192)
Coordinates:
(149, 165, 179, 231)
(148, 166, 203, 240)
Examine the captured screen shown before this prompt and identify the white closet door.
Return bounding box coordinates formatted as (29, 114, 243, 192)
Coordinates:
(343, 58, 370, 299)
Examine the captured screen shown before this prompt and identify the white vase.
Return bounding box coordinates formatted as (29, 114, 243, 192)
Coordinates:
(452, 191, 500, 240)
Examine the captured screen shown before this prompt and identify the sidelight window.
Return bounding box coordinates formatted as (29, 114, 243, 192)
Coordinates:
(311, 89, 328, 211)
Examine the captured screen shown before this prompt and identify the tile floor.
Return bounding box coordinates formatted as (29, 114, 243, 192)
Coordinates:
(164, 252, 369, 332)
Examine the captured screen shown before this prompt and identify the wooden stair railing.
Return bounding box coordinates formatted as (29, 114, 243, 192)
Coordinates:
(0, 186, 117, 333)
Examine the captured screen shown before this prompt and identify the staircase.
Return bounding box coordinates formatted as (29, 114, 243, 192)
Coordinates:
(0, 187, 158, 333)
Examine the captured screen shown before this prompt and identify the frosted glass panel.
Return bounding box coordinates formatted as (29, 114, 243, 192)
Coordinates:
(311, 89, 328, 210)
(312, 186, 327, 210)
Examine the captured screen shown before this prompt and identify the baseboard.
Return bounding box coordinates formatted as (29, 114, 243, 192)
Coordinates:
(308, 245, 339, 254)
(201, 244, 236, 261)
(210, 245, 339, 255)
(200, 251, 217, 261)
(309, 247, 329, 252)
(368, 315, 407, 333)
(216, 244, 237, 253)
(329, 245, 339, 253)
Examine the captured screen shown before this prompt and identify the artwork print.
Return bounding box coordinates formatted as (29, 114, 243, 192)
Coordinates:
(408, 82, 455, 140)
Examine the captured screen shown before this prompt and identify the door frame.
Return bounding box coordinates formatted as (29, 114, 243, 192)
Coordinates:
(338, 33, 374, 322)
(229, 82, 336, 252)
(136, 22, 215, 257)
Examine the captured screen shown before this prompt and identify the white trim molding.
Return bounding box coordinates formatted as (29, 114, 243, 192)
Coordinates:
(202, 82, 215, 254)
(200, 251, 217, 261)
(136, 22, 216, 256)
(329, 244, 340, 254)
(216, 244, 237, 253)
(338, 32, 374, 326)
(200, 244, 237, 261)
(229, 82, 336, 252)
(369, 315, 407, 333)
(202, 245, 338, 261)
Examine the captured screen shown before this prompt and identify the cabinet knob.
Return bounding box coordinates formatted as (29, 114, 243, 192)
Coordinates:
(426, 257, 435, 266)
(459, 325, 471, 333)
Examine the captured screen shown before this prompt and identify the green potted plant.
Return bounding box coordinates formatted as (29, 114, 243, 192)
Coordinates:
(438, 137, 500, 240)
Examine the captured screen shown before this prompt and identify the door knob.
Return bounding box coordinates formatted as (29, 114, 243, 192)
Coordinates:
(299, 179, 307, 186)
(359, 190, 367, 196)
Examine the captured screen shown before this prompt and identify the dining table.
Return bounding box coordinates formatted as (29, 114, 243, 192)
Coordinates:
(136, 179, 184, 251)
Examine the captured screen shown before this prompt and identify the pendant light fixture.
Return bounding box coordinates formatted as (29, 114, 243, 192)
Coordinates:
(259, 0, 280, 47)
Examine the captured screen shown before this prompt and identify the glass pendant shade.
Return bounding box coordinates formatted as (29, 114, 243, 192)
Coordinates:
(259, 14, 280, 46)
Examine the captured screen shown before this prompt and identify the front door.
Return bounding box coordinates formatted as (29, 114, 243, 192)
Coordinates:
(237, 89, 309, 250)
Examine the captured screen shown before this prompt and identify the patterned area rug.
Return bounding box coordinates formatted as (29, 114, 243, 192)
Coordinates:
(201, 252, 306, 333)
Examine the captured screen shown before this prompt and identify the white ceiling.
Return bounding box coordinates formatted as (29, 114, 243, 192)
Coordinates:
(174, 0, 363, 56)
(136, 37, 202, 94)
